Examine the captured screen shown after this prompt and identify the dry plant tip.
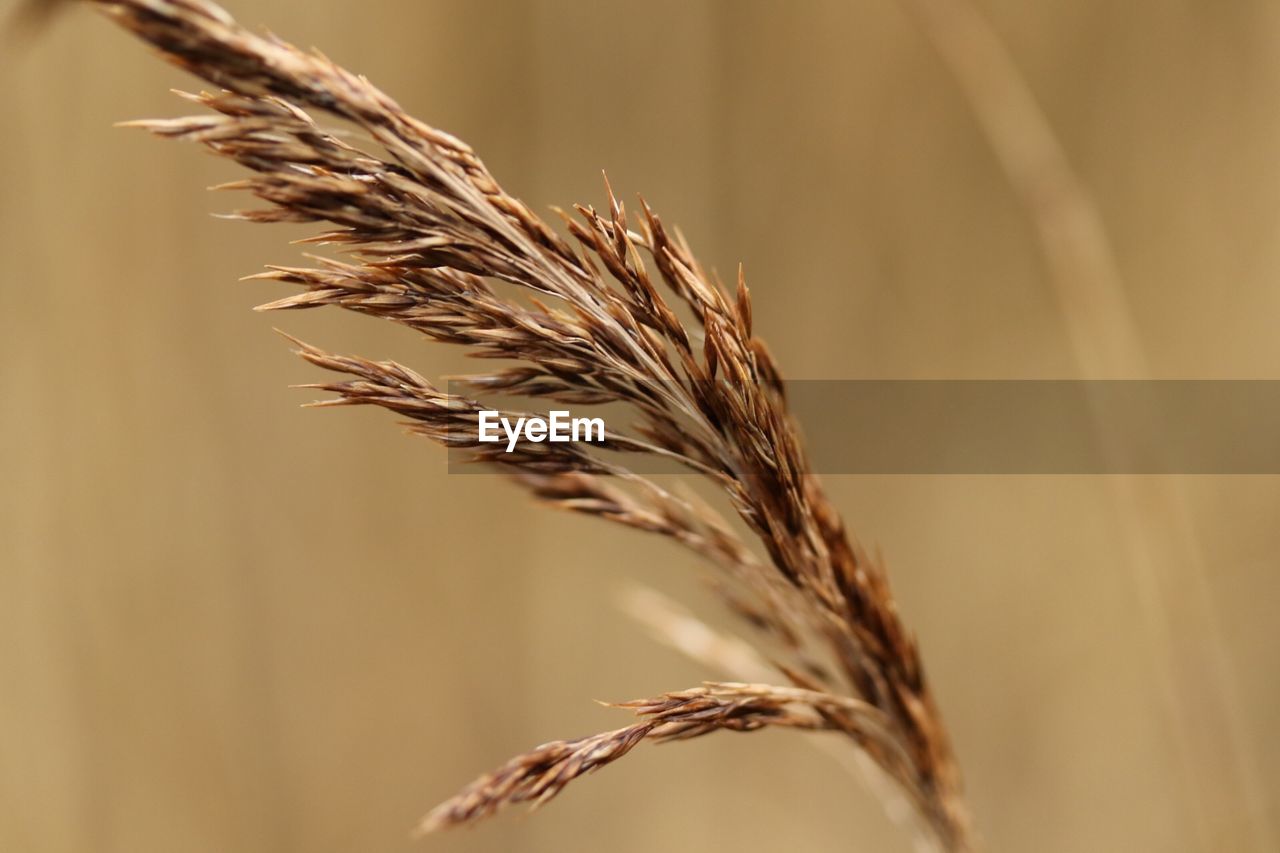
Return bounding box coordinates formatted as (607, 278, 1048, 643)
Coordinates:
(84, 1, 974, 849)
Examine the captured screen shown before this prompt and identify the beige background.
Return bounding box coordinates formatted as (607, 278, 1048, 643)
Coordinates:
(2, 1, 1278, 851)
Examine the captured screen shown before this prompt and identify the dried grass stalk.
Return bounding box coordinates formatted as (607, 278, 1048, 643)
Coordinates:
(417, 683, 902, 836)
(80, 1, 973, 848)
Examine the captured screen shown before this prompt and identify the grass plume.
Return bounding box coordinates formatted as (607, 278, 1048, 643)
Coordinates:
(79, 1, 974, 848)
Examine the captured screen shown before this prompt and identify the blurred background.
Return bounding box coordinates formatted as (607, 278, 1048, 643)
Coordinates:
(2, 1, 1278, 851)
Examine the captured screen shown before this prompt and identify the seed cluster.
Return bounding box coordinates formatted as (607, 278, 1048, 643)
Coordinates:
(91, 1, 972, 848)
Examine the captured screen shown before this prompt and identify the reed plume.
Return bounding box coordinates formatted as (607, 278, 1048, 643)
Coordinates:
(81, 1, 973, 848)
